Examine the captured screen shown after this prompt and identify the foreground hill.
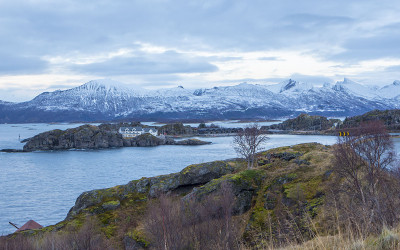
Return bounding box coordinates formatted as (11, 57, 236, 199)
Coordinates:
(0, 143, 337, 248)
(1, 78, 399, 123)
(3, 142, 400, 249)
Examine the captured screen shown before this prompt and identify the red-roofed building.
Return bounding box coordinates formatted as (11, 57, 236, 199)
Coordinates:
(15, 220, 43, 232)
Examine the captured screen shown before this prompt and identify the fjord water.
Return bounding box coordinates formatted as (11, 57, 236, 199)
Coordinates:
(0, 123, 396, 235)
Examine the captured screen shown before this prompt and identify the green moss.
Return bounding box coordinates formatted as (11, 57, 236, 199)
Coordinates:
(290, 143, 319, 152)
(196, 176, 228, 196)
(122, 192, 147, 205)
(103, 200, 120, 206)
(283, 176, 322, 200)
(69, 213, 86, 228)
(180, 161, 230, 175)
(307, 196, 324, 217)
(251, 207, 274, 230)
(98, 211, 115, 225)
(102, 224, 117, 238)
(127, 229, 150, 247)
(231, 169, 266, 187)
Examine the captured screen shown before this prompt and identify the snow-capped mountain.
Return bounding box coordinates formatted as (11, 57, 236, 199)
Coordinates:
(264, 79, 313, 94)
(378, 80, 400, 99)
(0, 78, 398, 123)
(332, 78, 379, 99)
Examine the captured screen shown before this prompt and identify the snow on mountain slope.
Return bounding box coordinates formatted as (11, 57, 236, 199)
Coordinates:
(264, 79, 312, 94)
(332, 78, 379, 99)
(1, 78, 399, 123)
(378, 80, 400, 99)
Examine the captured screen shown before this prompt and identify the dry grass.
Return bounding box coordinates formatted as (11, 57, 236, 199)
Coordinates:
(277, 227, 400, 250)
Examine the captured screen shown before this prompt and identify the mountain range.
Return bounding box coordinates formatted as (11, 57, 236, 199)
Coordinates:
(0, 78, 399, 123)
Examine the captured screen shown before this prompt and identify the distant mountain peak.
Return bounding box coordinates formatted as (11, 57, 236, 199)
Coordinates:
(81, 79, 123, 88)
(337, 77, 358, 85)
(323, 82, 331, 88)
(280, 79, 297, 92)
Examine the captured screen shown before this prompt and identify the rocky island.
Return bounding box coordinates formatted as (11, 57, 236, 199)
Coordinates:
(21, 123, 211, 152)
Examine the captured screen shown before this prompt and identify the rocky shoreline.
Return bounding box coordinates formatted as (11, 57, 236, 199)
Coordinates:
(1, 124, 211, 152)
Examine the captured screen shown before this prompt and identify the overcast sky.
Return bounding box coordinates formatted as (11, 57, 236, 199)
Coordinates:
(1, 0, 400, 101)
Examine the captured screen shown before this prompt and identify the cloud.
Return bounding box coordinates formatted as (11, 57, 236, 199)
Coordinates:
(71, 50, 218, 75)
(258, 57, 280, 61)
(0, 53, 49, 74)
(385, 65, 400, 72)
(287, 73, 334, 84)
(329, 22, 400, 61)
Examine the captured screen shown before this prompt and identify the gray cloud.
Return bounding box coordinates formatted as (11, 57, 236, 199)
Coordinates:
(71, 50, 218, 75)
(288, 74, 334, 84)
(385, 65, 400, 72)
(0, 53, 49, 74)
(329, 22, 400, 61)
(258, 57, 280, 61)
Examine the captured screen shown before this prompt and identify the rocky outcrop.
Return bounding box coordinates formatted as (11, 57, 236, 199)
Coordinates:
(158, 123, 195, 135)
(342, 109, 400, 131)
(267, 113, 340, 131)
(0, 149, 26, 153)
(184, 168, 267, 215)
(66, 160, 242, 219)
(22, 124, 211, 151)
(174, 138, 212, 145)
(23, 125, 124, 151)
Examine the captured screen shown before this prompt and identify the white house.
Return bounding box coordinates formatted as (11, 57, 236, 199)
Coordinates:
(118, 127, 158, 138)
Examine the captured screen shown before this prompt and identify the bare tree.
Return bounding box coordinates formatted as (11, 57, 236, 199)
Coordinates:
(233, 123, 269, 169)
(331, 120, 399, 234)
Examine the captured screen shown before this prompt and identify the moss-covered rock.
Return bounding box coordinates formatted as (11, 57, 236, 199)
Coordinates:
(174, 138, 211, 145)
(66, 160, 242, 219)
(185, 168, 267, 214)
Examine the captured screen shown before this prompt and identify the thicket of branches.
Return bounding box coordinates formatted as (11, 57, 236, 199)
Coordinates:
(144, 182, 241, 250)
(325, 120, 400, 236)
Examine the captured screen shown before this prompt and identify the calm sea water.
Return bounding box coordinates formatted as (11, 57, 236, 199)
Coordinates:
(0, 123, 398, 235)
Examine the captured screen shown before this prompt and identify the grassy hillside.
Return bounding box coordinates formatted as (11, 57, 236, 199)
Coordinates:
(1, 141, 399, 249)
(342, 109, 400, 131)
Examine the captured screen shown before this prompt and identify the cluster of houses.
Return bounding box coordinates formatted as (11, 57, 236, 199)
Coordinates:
(117, 126, 247, 137)
(118, 127, 158, 138)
